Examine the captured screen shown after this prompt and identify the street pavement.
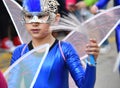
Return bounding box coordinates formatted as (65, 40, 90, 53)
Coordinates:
(95, 31, 120, 88)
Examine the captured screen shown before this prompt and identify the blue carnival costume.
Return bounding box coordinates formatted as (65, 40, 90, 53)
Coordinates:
(11, 40, 96, 88)
(10, 0, 96, 87)
(95, 0, 120, 73)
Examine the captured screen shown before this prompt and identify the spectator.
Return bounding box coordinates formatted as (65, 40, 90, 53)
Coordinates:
(0, 71, 8, 88)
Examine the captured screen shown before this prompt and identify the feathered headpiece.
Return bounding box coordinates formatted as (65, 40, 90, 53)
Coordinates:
(23, 0, 59, 13)
(22, 0, 59, 23)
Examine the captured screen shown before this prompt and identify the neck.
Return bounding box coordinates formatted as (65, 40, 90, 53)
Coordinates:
(32, 34, 55, 48)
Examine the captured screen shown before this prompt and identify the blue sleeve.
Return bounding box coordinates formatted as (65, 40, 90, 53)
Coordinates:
(115, 24, 120, 52)
(95, 0, 110, 9)
(62, 42, 96, 88)
(11, 44, 27, 65)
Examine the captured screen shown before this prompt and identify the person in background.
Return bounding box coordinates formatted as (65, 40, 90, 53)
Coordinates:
(0, 71, 8, 88)
(90, 0, 120, 73)
(75, 0, 98, 21)
(90, 0, 112, 54)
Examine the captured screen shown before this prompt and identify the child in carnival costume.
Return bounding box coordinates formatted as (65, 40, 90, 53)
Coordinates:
(10, 0, 99, 87)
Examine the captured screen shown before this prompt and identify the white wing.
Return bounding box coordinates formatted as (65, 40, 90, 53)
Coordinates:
(4, 44, 50, 88)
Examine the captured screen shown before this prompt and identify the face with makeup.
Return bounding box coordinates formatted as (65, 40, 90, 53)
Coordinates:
(22, 0, 59, 39)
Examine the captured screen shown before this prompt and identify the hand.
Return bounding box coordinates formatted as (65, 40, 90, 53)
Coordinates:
(85, 39, 99, 60)
(90, 5, 99, 14)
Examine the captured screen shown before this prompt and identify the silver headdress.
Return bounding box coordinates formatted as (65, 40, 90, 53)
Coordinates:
(22, 0, 59, 24)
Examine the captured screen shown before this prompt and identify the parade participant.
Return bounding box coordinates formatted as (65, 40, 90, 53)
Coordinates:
(57, 0, 83, 16)
(91, 0, 120, 52)
(90, 0, 120, 74)
(10, 0, 99, 87)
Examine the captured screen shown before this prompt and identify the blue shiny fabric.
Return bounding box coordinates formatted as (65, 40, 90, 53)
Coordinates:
(96, 0, 120, 9)
(115, 24, 120, 52)
(11, 41, 96, 88)
(23, 0, 42, 12)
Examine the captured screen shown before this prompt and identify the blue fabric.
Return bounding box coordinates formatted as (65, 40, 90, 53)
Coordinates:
(11, 41, 96, 88)
(95, 0, 120, 9)
(115, 24, 120, 52)
(23, 0, 41, 12)
(95, 0, 109, 9)
(114, 0, 120, 6)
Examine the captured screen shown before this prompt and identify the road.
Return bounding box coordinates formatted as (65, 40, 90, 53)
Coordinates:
(95, 31, 120, 88)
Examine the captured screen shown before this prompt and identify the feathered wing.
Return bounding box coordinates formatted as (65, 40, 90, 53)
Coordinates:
(2, 0, 31, 44)
(4, 44, 50, 88)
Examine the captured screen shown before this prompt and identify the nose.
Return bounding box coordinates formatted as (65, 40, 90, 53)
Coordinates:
(32, 22, 40, 27)
(29, 16, 40, 23)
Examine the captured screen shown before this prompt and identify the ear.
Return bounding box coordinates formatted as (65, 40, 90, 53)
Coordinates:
(55, 13, 60, 23)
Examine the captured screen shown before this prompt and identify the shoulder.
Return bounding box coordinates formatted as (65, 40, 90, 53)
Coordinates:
(60, 41, 78, 56)
(13, 44, 28, 53)
(60, 41, 72, 47)
(11, 44, 28, 65)
(60, 41, 75, 50)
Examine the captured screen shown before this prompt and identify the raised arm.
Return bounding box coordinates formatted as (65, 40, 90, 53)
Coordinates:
(62, 42, 97, 88)
(95, 0, 110, 9)
(90, 0, 110, 14)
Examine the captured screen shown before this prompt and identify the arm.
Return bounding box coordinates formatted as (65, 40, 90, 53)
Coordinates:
(10, 47, 22, 65)
(90, 0, 109, 14)
(63, 42, 97, 88)
(10, 44, 27, 65)
(95, 0, 110, 9)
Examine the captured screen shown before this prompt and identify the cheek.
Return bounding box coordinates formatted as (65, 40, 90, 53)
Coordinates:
(25, 24, 31, 30)
(41, 25, 50, 31)
(41, 24, 49, 29)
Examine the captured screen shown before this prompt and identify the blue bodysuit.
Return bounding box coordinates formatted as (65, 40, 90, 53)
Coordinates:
(11, 40, 96, 88)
